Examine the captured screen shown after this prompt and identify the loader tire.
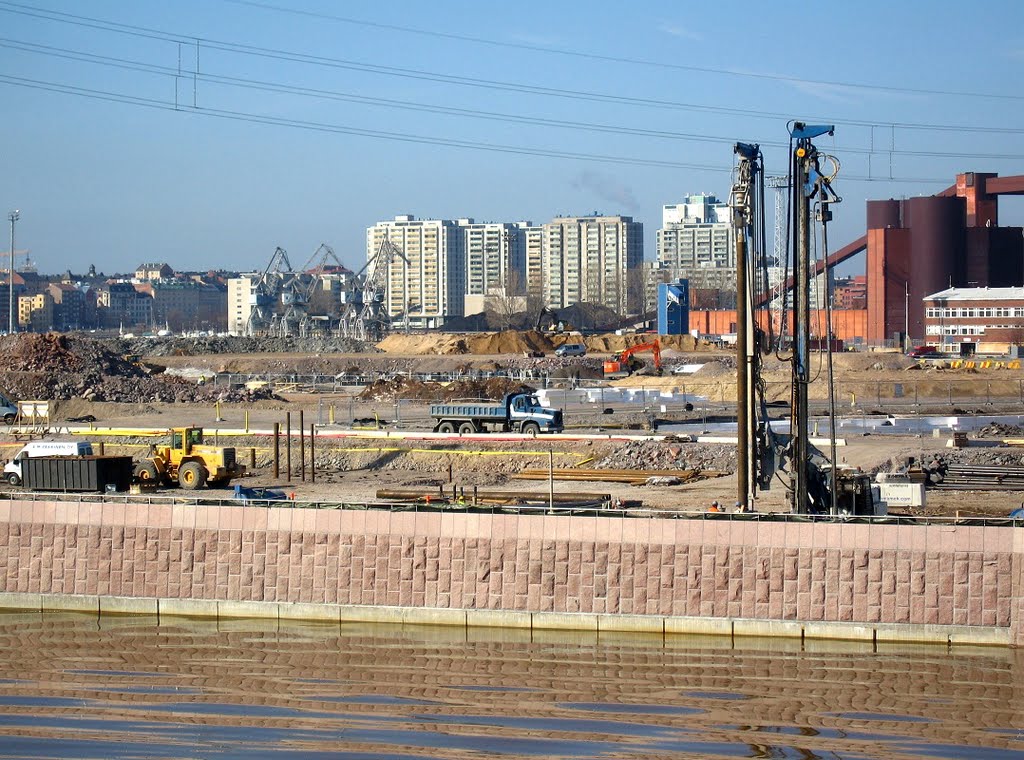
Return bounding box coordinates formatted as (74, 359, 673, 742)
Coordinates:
(179, 461, 208, 490)
(135, 461, 160, 483)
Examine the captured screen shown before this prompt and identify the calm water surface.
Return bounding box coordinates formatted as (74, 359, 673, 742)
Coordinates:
(0, 611, 1020, 759)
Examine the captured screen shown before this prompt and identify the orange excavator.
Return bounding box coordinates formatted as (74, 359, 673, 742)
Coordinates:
(603, 340, 663, 379)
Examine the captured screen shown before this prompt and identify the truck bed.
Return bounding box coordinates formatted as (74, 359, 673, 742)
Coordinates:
(429, 402, 506, 420)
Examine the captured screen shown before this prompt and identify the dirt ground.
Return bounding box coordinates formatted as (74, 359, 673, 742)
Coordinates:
(3, 335, 1024, 518)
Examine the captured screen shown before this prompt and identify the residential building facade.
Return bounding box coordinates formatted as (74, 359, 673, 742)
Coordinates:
(366, 216, 464, 329)
(541, 215, 643, 315)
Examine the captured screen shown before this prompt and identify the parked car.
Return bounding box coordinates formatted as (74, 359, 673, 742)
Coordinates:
(554, 343, 587, 357)
(908, 345, 943, 359)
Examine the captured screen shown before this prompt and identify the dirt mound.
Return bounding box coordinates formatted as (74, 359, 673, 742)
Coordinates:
(584, 333, 707, 354)
(378, 330, 555, 356)
(466, 330, 554, 354)
(831, 352, 917, 372)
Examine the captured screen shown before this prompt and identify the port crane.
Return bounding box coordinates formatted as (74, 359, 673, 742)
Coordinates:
(339, 236, 408, 342)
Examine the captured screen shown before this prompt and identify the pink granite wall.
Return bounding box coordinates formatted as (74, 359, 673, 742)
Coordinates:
(1, 500, 1022, 640)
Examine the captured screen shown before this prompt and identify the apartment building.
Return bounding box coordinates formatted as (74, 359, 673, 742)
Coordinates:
(366, 215, 464, 329)
(542, 215, 643, 314)
(657, 194, 735, 279)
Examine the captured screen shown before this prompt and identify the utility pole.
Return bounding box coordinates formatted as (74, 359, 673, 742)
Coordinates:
(7, 210, 18, 335)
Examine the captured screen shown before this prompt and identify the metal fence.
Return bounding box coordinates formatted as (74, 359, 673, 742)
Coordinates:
(1, 489, 1021, 526)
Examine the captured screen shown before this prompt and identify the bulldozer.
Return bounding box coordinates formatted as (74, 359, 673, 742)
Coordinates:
(603, 340, 663, 379)
(135, 427, 245, 490)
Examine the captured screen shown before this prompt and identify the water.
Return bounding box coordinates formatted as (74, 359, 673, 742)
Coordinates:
(0, 611, 1020, 759)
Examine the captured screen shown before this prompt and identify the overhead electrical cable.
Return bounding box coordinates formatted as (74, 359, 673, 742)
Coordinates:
(0, 1, 1022, 137)
(220, 0, 1024, 104)
(2, 36, 1021, 163)
(0, 72, 951, 184)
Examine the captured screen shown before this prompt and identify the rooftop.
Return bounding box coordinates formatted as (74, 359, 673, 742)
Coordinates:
(924, 286, 1024, 301)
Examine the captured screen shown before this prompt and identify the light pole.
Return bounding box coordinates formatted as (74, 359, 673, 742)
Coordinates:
(7, 210, 18, 335)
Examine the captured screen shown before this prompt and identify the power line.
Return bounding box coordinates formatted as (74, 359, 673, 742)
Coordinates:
(4, 35, 1023, 164)
(0, 71, 952, 185)
(1, 1, 1022, 138)
(221, 0, 1024, 104)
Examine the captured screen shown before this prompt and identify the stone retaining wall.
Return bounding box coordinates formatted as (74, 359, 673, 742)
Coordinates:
(1, 500, 1022, 645)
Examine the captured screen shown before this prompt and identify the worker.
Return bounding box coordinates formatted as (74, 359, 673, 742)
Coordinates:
(708, 500, 720, 512)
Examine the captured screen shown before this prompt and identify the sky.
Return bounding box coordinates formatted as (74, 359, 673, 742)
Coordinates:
(2, 0, 1024, 276)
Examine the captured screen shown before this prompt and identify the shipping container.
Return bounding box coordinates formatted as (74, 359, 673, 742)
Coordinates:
(22, 456, 134, 493)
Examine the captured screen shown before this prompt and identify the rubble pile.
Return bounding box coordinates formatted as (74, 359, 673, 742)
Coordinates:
(111, 335, 374, 357)
(594, 440, 737, 473)
(358, 376, 534, 402)
(976, 422, 1024, 439)
(0, 333, 279, 403)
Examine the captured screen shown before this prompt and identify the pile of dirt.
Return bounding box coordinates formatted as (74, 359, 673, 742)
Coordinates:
(377, 330, 556, 356)
(0, 333, 279, 404)
(358, 376, 535, 402)
(584, 334, 707, 354)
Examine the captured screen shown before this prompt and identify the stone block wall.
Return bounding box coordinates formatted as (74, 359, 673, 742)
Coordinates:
(1, 500, 1022, 643)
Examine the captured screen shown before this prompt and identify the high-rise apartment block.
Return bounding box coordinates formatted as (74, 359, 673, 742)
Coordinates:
(657, 194, 736, 301)
(541, 215, 643, 315)
(364, 212, 643, 325)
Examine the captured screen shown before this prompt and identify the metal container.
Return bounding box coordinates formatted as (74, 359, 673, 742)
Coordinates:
(866, 199, 901, 230)
(23, 456, 134, 493)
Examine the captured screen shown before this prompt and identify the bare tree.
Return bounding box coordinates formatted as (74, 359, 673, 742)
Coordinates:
(486, 269, 527, 331)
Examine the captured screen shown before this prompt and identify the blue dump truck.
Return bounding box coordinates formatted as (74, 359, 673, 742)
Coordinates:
(430, 392, 563, 435)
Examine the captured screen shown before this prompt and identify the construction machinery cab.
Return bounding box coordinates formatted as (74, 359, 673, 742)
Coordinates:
(172, 427, 204, 452)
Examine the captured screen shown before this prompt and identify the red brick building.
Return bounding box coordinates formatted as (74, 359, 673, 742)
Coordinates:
(923, 287, 1024, 354)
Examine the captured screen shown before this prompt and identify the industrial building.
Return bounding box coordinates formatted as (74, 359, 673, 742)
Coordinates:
(923, 286, 1024, 354)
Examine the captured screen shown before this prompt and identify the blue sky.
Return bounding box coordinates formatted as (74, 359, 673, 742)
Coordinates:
(1, 0, 1023, 276)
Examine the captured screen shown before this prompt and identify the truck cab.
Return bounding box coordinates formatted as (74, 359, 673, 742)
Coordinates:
(507, 393, 563, 434)
(4, 441, 95, 485)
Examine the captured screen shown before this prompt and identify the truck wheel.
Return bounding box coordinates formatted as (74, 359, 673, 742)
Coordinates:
(135, 462, 160, 483)
(6, 472, 20, 486)
(522, 422, 540, 437)
(2, 413, 14, 426)
(179, 461, 208, 490)
(458, 422, 476, 434)
(438, 422, 455, 434)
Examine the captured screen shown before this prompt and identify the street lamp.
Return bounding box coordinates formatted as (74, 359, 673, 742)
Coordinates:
(7, 210, 18, 335)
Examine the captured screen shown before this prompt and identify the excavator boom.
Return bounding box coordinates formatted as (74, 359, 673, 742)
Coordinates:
(603, 340, 662, 378)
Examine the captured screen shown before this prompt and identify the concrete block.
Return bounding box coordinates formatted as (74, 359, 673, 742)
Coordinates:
(531, 612, 598, 632)
(665, 616, 732, 637)
(403, 607, 466, 627)
(99, 596, 158, 616)
(278, 602, 340, 623)
(466, 609, 531, 629)
(338, 605, 406, 625)
(597, 614, 663, 634)
(802, 620, 875, 642)
(0, 592, 41, 611)
(873, 623, 952, 645)
(947, 625, 1009, 647)
(733, 618, 803, 639)
(217, 599, 280, 620)
(40, 594, 99, 613)
(159, 598, 219, 619)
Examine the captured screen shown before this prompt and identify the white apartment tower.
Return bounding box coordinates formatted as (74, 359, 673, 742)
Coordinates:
(657, 194, 736, 290)
(542, 215, 643, 314)
(366, 215, 464, 329)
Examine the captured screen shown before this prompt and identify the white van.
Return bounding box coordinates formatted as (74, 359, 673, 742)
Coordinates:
(0, 391, 16, 425)
(555, 343, 587, 357)
(4, 441, 94, 486)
